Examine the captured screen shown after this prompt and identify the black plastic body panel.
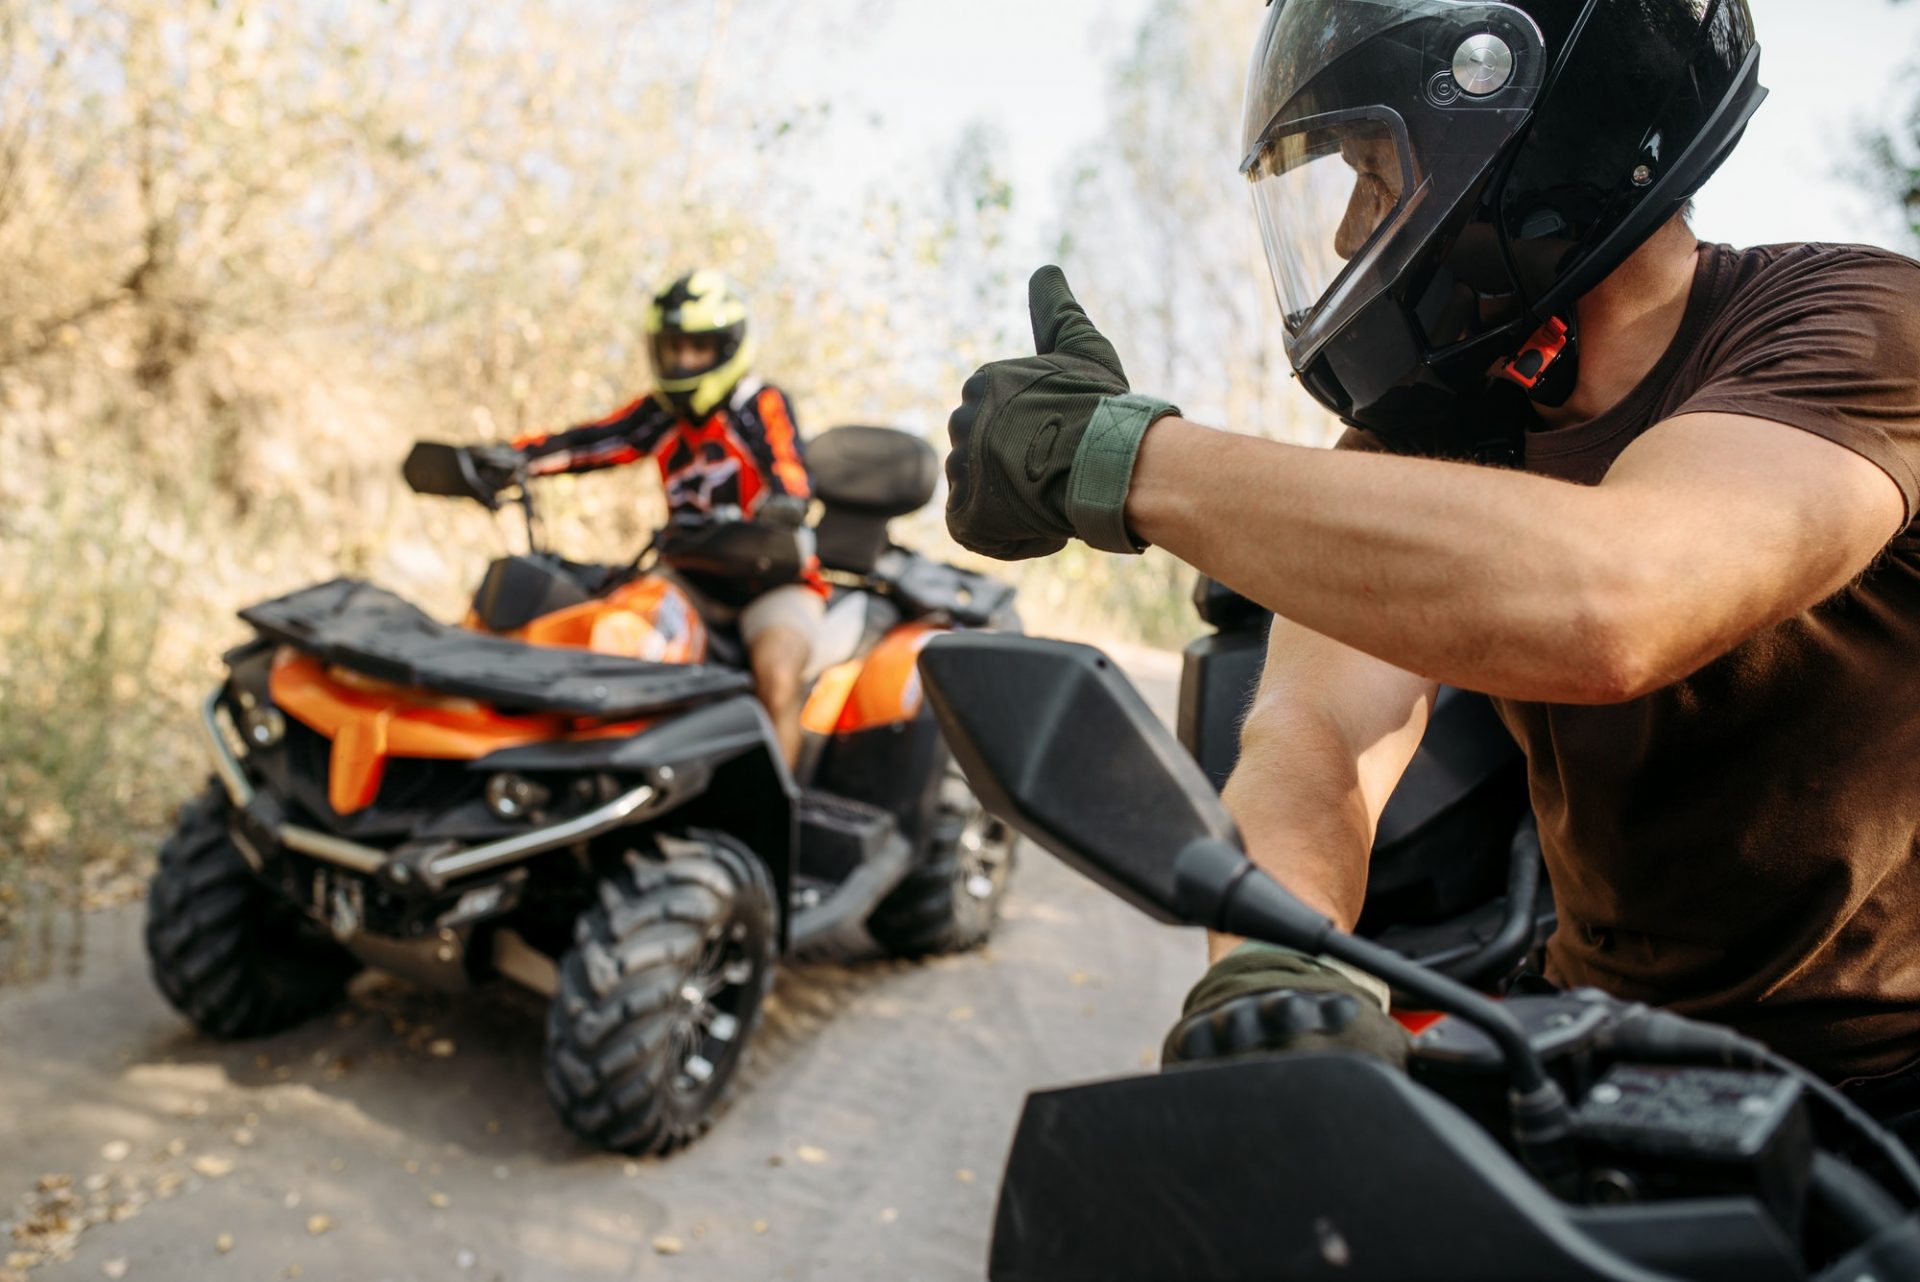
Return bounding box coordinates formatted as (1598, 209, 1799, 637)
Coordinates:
(989, 1054, 1800, 1281)
(871, 549, 1016, 628)
(469, 555, 591, 633)
(241, 578, 750, 717)
(808, 710, 948, 863)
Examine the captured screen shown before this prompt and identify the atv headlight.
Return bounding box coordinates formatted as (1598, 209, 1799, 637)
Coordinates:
(239, 704, 286, 749)
(485, 772, 548, 821)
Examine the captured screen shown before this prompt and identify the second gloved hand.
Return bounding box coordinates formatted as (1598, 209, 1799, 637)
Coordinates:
(944, 266, 1180, 561)
(1162, 942, 1411, 1069)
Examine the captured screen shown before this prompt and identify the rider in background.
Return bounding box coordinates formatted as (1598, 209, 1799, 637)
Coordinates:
(512, 269, 822, 765)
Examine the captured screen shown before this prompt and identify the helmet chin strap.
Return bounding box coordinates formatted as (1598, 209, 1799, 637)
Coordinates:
(1497, 312, 1580, 409)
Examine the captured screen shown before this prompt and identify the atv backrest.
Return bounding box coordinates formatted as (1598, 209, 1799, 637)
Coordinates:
(808, 426, 938, 574)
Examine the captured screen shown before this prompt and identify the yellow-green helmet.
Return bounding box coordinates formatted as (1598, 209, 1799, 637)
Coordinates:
(644, 269, 756, 420)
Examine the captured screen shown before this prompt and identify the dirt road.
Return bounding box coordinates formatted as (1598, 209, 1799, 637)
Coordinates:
(0, 651, 1197, 1282)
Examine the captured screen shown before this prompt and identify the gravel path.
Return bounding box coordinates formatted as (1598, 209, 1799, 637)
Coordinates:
(0, 651, 1196, 1282)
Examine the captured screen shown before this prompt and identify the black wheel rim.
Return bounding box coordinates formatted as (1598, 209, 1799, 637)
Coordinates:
(941, 770, 1014, 927)
(667, 918, 756, 1097)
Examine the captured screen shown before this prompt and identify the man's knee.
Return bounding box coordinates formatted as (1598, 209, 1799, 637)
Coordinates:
(749, 627, 809, 706)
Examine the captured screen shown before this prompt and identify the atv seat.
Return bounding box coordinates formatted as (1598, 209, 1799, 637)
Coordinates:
(808, 426, 938, 575)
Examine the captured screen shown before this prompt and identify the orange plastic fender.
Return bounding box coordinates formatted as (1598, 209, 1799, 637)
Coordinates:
(830, 622, 944, 735)
(267, 650, 649, 815)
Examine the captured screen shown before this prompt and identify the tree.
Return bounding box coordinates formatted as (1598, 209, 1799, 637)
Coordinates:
(1863, 0, 1920, 247)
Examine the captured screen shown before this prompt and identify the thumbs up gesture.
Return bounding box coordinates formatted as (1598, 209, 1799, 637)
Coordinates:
(945, 267, 1180, 561)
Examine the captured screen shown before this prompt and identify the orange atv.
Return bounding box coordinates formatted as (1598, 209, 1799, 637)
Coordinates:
(145, 426, 1020, 1155)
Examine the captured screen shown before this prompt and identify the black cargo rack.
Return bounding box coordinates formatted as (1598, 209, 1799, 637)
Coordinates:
(240, 579, 751, 719)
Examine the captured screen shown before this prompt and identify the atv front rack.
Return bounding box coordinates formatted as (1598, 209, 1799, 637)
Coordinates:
(203, 692, 671, 891)
(240, 579, 751, 718)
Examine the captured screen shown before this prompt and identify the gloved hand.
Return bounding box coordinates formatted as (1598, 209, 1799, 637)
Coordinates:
(1162, 942, 1411, 1069)
(466, 443, 525, 497)
(944, 266, 1181, 561)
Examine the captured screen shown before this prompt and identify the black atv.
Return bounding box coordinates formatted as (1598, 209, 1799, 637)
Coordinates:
(144, 425, 1020, 1155)
(918, 632, 1920, 1282)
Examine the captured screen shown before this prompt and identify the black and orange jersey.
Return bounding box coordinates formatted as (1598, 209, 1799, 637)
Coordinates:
(514, 377, 811, 518)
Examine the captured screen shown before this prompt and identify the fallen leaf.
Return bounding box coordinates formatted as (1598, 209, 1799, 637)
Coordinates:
(651, 1235, 684, 1256)
(215, 1234, 234, 1254)
(427, 1039, 456, 1058)
(100, 1142, 131, 1163)
(427, 1192, 449, 1209)
(485, 1120, 500, 1135)
(285, 1266, 302, 1279)
(751, 1219, 769, 1235)
(622, 1162, 640, 1178)
(765, 1154, 784, 1168)
(232, 1128, 255, 1148)
(1069, 971, 1092, 986)
(947, 1006, 975, 1022)
(164, 1140, 186, 1158)
(956, 1169, 976, 1184)
(100, 1260, 127, 1280)
(306, 1214, 331, 1236)
(794, 1145, 828, 1165)
(403, 1160, 420, 1175)
(192, 1155, 234, 1178)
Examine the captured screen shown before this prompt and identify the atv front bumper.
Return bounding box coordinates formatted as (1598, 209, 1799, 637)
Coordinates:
(202, 691, 667, 896)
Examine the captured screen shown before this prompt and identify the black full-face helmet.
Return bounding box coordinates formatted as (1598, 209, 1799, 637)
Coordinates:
(1243, 0, 1766, 457)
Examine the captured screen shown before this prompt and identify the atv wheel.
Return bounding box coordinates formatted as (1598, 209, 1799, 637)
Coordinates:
(545, 833, 777, 1155)
(867, 766, 1017, 958)
(145, 785, 360, 1039)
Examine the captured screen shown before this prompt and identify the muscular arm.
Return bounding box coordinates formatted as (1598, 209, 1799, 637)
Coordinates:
(1127, 412, 1906, 704)
(1213, 617, 1435, 960)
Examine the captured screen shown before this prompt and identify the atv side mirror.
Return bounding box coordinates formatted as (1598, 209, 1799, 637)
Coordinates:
(403, 442, 499, 509)
(917, 634, 1240, 926)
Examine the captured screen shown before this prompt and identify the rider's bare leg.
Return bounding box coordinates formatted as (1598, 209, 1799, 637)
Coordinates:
(748, 623, 812, 768)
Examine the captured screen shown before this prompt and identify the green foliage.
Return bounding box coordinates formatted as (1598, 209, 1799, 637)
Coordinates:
(1862, 2, 1920, 247)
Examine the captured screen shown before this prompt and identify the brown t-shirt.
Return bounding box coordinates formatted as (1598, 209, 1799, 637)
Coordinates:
(1351, 241, 1920, 1083)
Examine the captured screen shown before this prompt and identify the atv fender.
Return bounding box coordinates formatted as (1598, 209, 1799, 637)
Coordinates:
(473, 695, 798, 940)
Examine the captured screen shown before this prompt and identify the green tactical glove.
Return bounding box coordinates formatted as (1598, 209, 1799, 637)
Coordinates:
(944, 266, 1181, 561)
(1161, 942, 1411, 1070)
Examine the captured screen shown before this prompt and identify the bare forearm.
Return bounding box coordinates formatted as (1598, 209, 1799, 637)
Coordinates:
(1126, 418, 1664, 702)
(1217, 710, 1374, 952)
(1206, 621, 1435, 962)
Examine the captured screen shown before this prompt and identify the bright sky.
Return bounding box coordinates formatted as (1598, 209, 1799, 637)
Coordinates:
(796, 0, 1920, 263)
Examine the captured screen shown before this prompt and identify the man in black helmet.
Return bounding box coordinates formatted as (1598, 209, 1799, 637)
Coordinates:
(943, 0, 1920, 1133)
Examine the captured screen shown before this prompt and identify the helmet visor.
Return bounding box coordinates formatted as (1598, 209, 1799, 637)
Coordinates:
(1241, 1, 1546, 352)
(1250, 114, 1410, 333)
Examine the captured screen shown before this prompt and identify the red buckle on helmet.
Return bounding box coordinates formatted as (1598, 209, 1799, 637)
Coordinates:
(1499, 316, 1571, 391)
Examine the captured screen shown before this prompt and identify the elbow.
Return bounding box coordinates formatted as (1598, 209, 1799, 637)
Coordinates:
(1553, 572, 1681, 705)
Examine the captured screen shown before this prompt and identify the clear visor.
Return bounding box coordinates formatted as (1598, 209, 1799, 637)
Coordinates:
(1249, 117, 1409, 334)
